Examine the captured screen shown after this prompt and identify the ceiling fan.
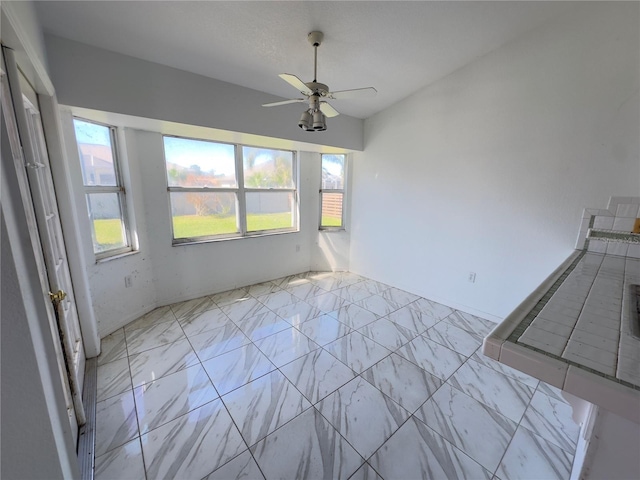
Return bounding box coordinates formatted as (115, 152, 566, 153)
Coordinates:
(262, 31, 377, 131)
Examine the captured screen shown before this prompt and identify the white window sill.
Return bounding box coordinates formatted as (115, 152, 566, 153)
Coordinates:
(95, 249, 139, 264)
(172, 229, 300, 247)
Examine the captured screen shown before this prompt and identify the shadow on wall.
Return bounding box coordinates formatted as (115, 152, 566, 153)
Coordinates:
(315, 231, 350, 272)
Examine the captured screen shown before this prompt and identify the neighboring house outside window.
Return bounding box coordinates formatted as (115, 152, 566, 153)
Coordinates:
(73, 118, 132, 259)
(163, 135, 298, 244)
(320, 154, 346, 229)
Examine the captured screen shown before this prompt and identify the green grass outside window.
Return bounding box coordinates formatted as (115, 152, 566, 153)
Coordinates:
(95, 213, 343, 247)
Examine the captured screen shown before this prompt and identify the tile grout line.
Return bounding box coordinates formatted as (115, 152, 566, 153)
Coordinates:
(560, 253, 609, 359)
(200, 284, 355, 477)
(96, 272, 577, 479)
(123, 322, 149, 480)
(510, 249, 639, 390)
(214, 289, 366, 477)
(245, 279, 398, 476)
(366, 336, 481, 472)
(490, 379, 578, 478)
(525, 384, 580, 455)
(95, 274, 339, 476)
(489, 369, 542, 478)
(170, 303, 268, 480)
(417, 339, 537, 477)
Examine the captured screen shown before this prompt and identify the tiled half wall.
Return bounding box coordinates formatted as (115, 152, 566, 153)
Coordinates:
(576, 196, 640, 258)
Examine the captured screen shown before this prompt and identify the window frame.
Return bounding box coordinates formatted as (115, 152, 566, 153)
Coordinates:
(73, 117, 133, 260)
(319, 153, 347, 231)
(163, 134, 299, 245)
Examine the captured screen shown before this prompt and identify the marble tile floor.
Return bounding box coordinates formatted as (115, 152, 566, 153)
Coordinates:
(94, 271, 580, 480)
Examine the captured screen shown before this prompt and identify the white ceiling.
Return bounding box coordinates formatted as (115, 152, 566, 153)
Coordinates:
(35, 1, 575, 119)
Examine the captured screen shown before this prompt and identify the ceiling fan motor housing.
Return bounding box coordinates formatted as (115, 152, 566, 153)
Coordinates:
(305, 82, 329, 96)
(308, 95, 320, 110)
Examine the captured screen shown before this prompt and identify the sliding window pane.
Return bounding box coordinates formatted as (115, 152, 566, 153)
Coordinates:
(164, 137, 236, 188)
(74, 119, 117, 186)
(246, 192, 294, 232)
(321, 193, 343, 228)
(321, 154, 344, 189)
(170, 192, 238, 239)
(243, 147, 294, 189)
(87, 193, 126, 252)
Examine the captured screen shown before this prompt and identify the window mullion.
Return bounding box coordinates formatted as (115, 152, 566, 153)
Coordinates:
(118, 189, 131, 250)
(85, 185, 122, 194)
(342, 155, 348, 229)
(293, 151, 299, 232)
(243, 188, 297, 193)
(167, 186, 239, 194)
(110, 126, 131, 248)
(235, 145, 247, 235)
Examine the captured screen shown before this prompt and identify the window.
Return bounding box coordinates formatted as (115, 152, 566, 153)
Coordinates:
(320, 154, 346, 229)
(163, 136, 297, 243)
(73, 118, 132, 258)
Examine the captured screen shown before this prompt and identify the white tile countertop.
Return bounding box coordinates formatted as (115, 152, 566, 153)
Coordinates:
(483, 250, 640, 423)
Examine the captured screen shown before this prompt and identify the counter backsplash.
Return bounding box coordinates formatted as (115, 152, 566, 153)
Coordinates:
(576, 196, 640, 258)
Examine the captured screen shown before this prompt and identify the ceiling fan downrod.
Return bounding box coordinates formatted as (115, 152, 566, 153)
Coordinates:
(308, 31, 323, 83)
(313, 44, 318, 82)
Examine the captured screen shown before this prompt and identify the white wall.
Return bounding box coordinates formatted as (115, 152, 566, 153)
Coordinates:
(314, 230, 350, 272)
(349, 2, 640, 321)
(44, 35, 364, 151)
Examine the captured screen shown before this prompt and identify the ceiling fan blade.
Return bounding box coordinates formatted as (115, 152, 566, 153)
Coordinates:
(262, 98, 306, 107)
(279, 74, 313, 95)
(327, 87, 377, 100)
(319, 102, 340, 118)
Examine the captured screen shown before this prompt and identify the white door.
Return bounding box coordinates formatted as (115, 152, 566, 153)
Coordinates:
(2, 48, 86, 437)
(23, 94, 88, 416)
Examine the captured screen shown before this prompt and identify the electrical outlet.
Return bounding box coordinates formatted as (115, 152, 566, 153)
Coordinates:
(125, 275, 132, 288)
(468, 272, 476, 283)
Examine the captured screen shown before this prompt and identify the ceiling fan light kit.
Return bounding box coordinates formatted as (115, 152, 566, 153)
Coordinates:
(312, 110, 327, 131)
(263, 31, 377, 132)
(298, 110, 313, 130)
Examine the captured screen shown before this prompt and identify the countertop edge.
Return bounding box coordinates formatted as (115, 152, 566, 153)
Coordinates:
(482, 250, 581, 358)
(482, 250, 640, 423)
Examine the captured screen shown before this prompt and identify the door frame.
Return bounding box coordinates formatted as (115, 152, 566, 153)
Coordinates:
(1, 69, 79, 480)
(38, 93, 101, 357)
(1, 3, 100, 358)
(9, 61, 89, 429)
(0, 3, 98, 477)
